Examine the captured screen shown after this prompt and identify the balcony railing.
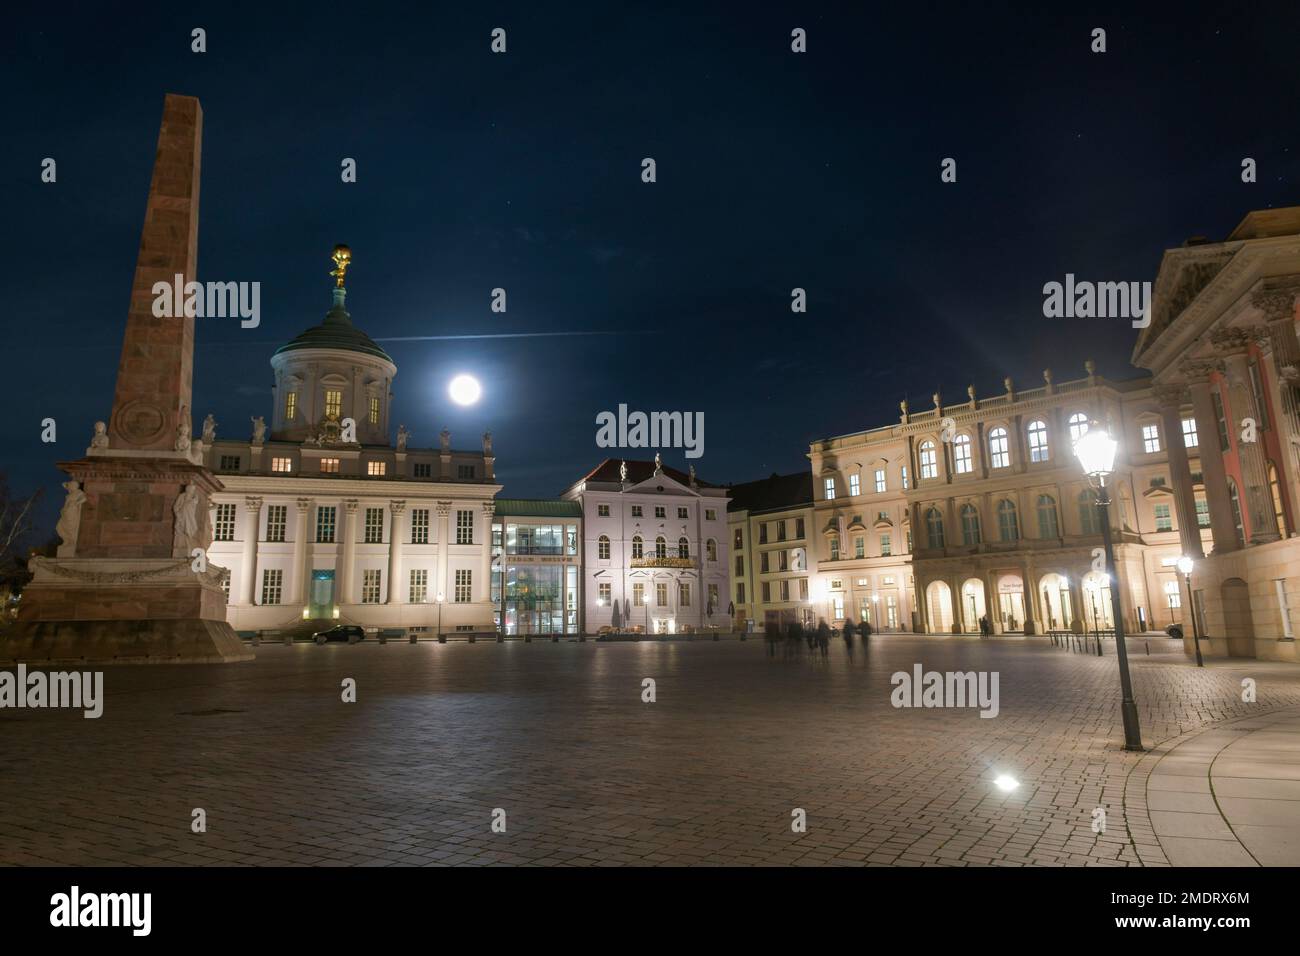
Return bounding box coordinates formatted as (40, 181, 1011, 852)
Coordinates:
(630, 556, 696, 569)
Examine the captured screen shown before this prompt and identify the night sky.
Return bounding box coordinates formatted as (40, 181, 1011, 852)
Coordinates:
(5, 1, 1299, 538)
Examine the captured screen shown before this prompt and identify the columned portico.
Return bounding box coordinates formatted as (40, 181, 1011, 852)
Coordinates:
(339, 499, 359, 605)
(294, 497, 311, 604)
(436, 500, 451, 601)
(242, 496, 263, 605)
(1214, 328, 1280, 544)
(1184, 362, 1240, 554)
(386, 500, 405, 604)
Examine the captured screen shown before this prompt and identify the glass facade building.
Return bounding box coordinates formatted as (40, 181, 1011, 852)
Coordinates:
(492, 501, 584, 635)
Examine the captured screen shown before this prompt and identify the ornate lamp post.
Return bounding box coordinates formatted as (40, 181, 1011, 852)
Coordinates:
(1176, 555, 1204, 667)
(1074, 425, 1144, 751)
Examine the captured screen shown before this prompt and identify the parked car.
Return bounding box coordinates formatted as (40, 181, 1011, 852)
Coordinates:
(313, 624, 364, 645)
(1165, 624, 1184, 640)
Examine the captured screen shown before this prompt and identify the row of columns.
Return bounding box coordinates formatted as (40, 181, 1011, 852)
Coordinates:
(234, 497, 494, 608)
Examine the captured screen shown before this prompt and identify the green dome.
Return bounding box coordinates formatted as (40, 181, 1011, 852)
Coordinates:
(273, 288, 393, 363)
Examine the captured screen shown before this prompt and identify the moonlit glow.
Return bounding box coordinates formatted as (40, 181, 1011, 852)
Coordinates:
(994, 774, 1019, 792)
(448, 374, 482, 406)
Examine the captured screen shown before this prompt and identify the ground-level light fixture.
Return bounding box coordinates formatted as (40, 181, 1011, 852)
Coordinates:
(994, 774, 1019, 793)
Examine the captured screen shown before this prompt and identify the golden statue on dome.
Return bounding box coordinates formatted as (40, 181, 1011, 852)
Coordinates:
(330, 244, 352, 287)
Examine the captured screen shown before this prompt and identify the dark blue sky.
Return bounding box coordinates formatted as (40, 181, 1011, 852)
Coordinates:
(4, 1, 1298, 538)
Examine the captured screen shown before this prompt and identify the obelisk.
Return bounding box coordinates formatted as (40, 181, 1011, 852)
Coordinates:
(7, 94, 252, 664)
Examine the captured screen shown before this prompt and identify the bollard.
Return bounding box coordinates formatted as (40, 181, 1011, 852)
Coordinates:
(525, 634, 532, 643)
(438, 634, 446, 644)
(551, 634, 559, 643)
(283, 633, 294, 646)
(468, 634, 476, 643)
(1145, 641, 1150, 656)
(379, 633, 387, 645)
(579, 634, 586, 642)
(409, 634, 417, 644)
(497, 633, 504, 643)
(713, 632, 719, 641)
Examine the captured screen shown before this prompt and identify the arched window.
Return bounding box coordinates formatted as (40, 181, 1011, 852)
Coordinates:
(919, 440, 938, 479)
(655, 535, 667, 559)
(678, 537, 690, 559)
(953, 434, 973, 474)
(997, 499, 1020, 541)
(598, 535, 610, 560)
(1227, 480, 1244, 547)
(1037, 494, 1059, 538)
(1078, 489, 1101, 534)
(989, 427, 1010, 468)
(1068, 412, 1089, 443)
(1027, 420, 1050, 462)
(1269, 462, 1288, 537)
(706, 538, 717, 562)
(960, 503, 981, 545)
(925, 507, 945, 549)
(631, 535, 643, 559)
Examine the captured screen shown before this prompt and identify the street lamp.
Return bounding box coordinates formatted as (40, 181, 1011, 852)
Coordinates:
(436, 591, 445, 641)
(1074, 424, 1144, 751)
(1176, 555, 1204, 667)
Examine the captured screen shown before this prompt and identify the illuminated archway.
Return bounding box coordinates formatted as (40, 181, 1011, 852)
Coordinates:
(925, 580, 954, 634)
(996, 573, 1026, 632)
(1081, 570, 1114, 631)
(960, 578, 986, 633)
(1037, 573, 1073, 631)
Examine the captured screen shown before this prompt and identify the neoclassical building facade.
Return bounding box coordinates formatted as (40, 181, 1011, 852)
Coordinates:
(1133, 207, 1300, 661)
(201, 270, 500, 635)
(563, 459, 731, 634)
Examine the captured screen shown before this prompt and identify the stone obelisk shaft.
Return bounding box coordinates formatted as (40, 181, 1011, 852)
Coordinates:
(107, 94, 202, 452)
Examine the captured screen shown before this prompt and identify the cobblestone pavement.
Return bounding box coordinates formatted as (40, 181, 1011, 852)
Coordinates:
(3, 636, 1299, 867)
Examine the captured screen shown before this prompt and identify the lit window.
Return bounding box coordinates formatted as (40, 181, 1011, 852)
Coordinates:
(989, 427, 1010, 468)
(678, 583, 691, 607)
(655, 536, 666, 558)
(456, 510, 474, 544)
(324, 389, 342, 419)
(320, 458, 340, 473)
(1142, 423, 1161, 454)
(1270, 463, 1287, 536)
(830, 534, 840, 560)
(598, 583, 612, 605)
(633, 583, 645, 607)
(953, 434, 973, 474)
(266, 505, 287, 543)
(1195, 496, 1210, 528)
(960, 503, 980, 545)
(1027, 420, 1049, 462)
(409, 569, 428, 603)
(632, 535, 643, 559)
(285, 391, 297, 421)
(261, 569, 283, 606)
(1068, 413, 1089, 442)
(410, 509, 429, 543)
(271, 457, 292, 473)
(880, 534, 891, 556)
(598, 535, 610, 560)
(360, 570, 381, 604)
(1182, 418, 1198, 448)
(901, 466, 909, 489)
(875, 469, 886, 493)
(598, 504, 610, 517)
(214, 504, 237, 542)
(1154, 503, 1172, 532)
(368, 395, 380, 425)
(849, 473, 861, 496)
(364, 507, 383, 543)
(315, 506, 336, 543)
(706, 539, 717, 561)
(1037, 495, 1059, 538)
(997, 499, 1019, 541)
(656, 583, 668, 606)
(919, 441, 938, 479)
(367, 461, 386, 476)
(454, 569, 472, 602)
(925, 508, 944, 549)
(824, 477, 836, 500)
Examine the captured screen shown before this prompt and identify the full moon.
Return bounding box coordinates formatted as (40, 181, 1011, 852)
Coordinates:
(448, 374, 482, 406)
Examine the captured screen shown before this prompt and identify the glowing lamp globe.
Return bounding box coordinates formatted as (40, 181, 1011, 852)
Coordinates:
(1176, 556, 1194, 577)
(1074, 426, 1117, 478)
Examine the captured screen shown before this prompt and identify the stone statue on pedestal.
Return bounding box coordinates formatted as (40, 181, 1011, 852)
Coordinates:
(202, 414, 217, 444)
(396, 424, 410, 452)
(172, 484, 206, 557)
(55, 481, 87, 556)
(90, 421, 109, 450)
(251, 415, 267, 445)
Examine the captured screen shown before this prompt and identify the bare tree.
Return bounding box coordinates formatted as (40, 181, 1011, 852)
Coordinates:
(0, 474, 43, 615)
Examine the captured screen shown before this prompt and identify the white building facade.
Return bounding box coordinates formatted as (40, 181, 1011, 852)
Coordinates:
(564, 459, 731, 634)
(201, 274, 500, 635)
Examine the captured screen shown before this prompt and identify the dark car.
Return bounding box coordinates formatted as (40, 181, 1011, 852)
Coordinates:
(313, 624, 364, 645)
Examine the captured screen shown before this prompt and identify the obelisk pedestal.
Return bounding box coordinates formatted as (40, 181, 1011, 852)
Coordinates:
(6, 94, 251, 665)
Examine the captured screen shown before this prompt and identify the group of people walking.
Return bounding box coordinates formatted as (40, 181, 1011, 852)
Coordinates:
(764, 617, 872, 659)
